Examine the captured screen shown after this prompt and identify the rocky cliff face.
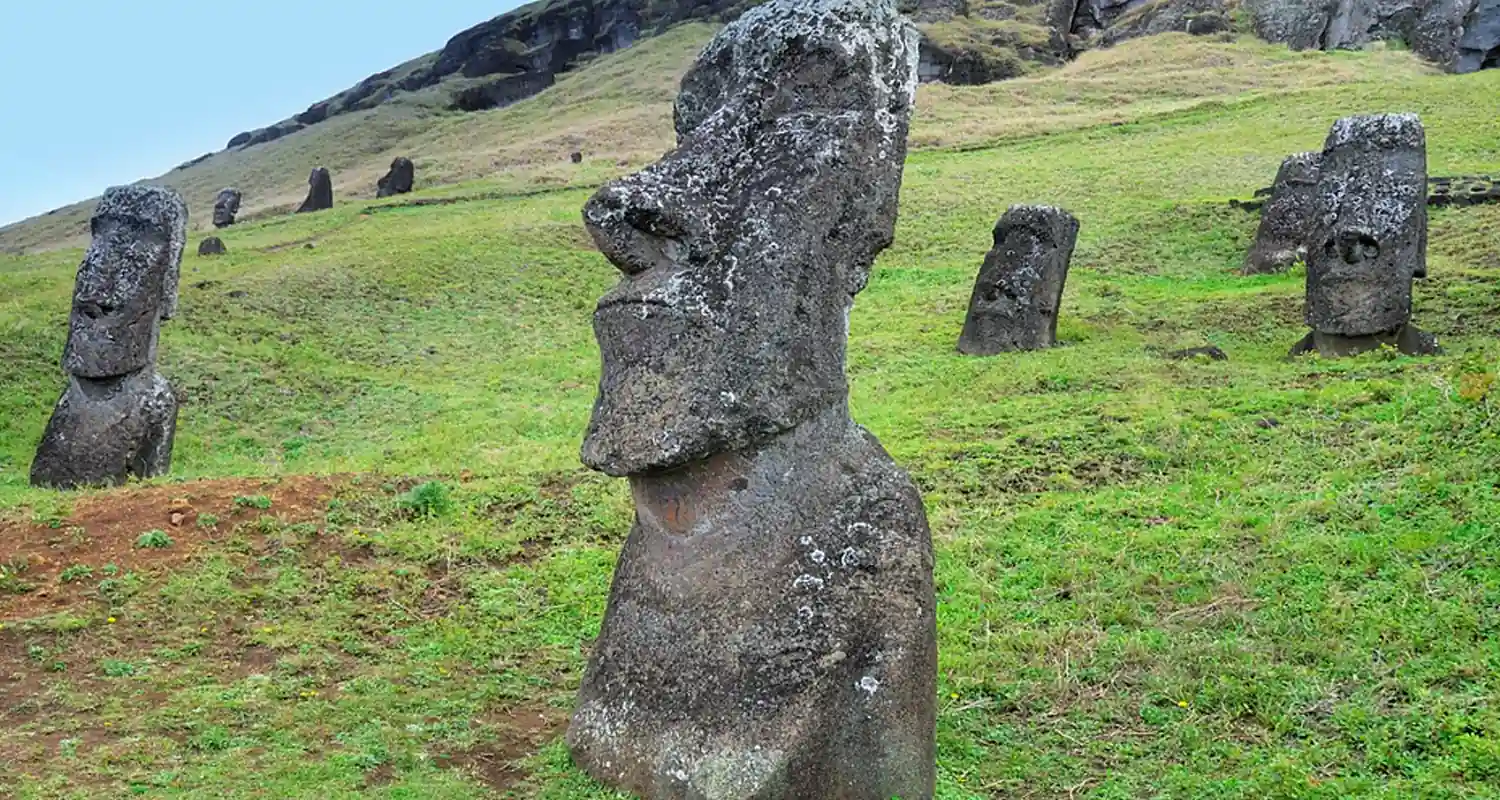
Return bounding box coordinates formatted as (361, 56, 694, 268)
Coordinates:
(226, 0, 1496, 154)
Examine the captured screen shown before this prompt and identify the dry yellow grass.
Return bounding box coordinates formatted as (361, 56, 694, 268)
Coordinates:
(0, 27, 1443, 254)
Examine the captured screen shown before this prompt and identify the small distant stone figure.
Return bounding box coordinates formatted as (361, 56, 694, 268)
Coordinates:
(212, 187, 242, 228)
(198, 236, 227, 256)
(567, 1, 935, 798)
(1244, 152, 1320, 275)
(31, 185, 187, 489)
(376, 157, 414, 198)
(958, 205, 1079, 355)
(1291, 113, 1437, 358)
(570, 151, 583, 164)
(296, 167, 333, 213)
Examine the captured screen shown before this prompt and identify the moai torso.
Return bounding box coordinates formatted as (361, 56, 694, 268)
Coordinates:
(1293, 114, 1436, 357)
(31, 185, 187, 489)
(1244, 152, 1320, 275)
(958, 205, 1078, 355)
(565, 2, 936, 797)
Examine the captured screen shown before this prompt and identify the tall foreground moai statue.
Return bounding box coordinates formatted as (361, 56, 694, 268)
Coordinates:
(1292, 113, 1437, 357)
(31, 186, 186, 489)
(567, 1, 937, 797)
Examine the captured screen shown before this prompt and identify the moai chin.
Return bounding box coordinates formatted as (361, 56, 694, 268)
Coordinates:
(31, 185, 187, 489)
(567, 1, 937, 797)
(212, 187, 242, 228)
(958, 204, 1079, 355)
(1244, 152, 1320, 275)
(297, 167, 333, 213)
(1292, 113, 1437, 357)
(376, 157, 414, 198)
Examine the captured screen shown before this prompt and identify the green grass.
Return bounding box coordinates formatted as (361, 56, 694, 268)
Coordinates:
(2, 32, 1500, 800)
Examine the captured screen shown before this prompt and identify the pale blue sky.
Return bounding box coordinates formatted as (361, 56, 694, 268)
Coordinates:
(0, 0, 527, 227)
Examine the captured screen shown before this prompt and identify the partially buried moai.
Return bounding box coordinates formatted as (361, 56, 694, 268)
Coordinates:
(376, 157, 414, 198)
(958, 205, 1079, 355)
(31, 186, 187, 489)
(212, 187, 241, 228)
(1291, 113, 1437, 357)
(1244, 152, 1320, 275)
(296, 167, 333, 213)
(567, 1, 936, 797)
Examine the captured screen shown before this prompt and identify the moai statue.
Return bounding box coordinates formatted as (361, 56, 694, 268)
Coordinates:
(957, 205, 1079, 355)
(198, 236, 227, 256)
(212, 187, 242, 228)
(567, 1, 936, 797)
(376, 157, 414, 198)
(31, 186, 187, 489)
(1244, 152, 1321, 275)
(1291, 113, 1437, 357)
(296, 167, 333, 213)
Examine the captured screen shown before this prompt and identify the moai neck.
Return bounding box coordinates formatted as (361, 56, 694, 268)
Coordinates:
(628, 402, 852, 537)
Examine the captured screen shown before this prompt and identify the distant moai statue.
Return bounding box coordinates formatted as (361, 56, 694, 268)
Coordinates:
(566, 1, 936, 797)
(958, 205, 1079, 355)
(212, 187, 242, 228)
(570, 151, 583, 164)
(198, 236, 227, 256)
(1244, 152, 1320, 275)
(296, 167, 333, 213)
(376, 157, 414, 198)
(31, 186, 187, 489)
(1291, 113, 1437, 357)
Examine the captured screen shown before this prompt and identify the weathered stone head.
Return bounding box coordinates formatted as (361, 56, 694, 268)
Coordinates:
(581, 0, 920, 477)
(958, 204, 1079, 355)
(62, 186, 187, 380)
(213, 187, 242, 228)
(376, 157, 415, 198)
(297, 167, 334, 213)
(1244, 151, 1321, 275)
(1306, 113, 1427, 336)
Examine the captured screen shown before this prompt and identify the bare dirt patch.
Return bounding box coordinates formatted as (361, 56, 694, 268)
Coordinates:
(0, 475, 342, 621)
(435, 706, 565, 793)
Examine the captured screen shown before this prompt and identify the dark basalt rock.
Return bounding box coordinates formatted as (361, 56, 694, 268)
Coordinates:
(1293, 113, 1435, 357)
(1454, 0, 1500, 72)
(198, 236, 227, 256)
(212, 187, 241, 228)
(297, 168, 334, 214)
(1244, 152, 1321, 275)
(1168, 345, 1229, 360)
(958, 205, 1079, 355)
(570, 151, 583, 164)
(31, 186, 186, 489)
(1430, 175, 1500, 205)
(376, 157, 415, 198)
(568, 1, 936, 797)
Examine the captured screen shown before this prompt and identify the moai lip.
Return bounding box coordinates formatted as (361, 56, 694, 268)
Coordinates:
(32, 185, 186, 489)
(957, 204, 1079, 355)
(566, 1, 937, 797)
(297, 167, 334, 213)
(1293, 113, 1434, 357)
(1244, 152, 1321, 275)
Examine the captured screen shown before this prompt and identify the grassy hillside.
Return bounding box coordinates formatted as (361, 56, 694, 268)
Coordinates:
(3, 31, 1500, 799)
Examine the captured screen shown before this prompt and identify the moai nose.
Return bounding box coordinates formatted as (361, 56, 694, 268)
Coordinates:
(584, 178, 688, 277)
